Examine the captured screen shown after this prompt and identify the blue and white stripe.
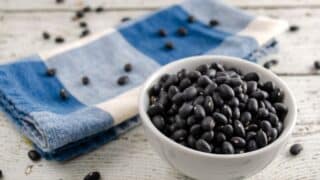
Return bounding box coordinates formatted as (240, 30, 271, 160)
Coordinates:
(0, 0, 288, 160)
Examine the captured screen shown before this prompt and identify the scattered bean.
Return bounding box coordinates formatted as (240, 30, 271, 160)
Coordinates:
(290, 144, 303, 156)
(84, 171, 101, 180)
(28, 150, 41, 161)
(82, 76, 90, 85)
(117, 75, 129, 86)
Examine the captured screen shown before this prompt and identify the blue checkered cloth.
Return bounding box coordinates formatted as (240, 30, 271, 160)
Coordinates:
(0, 0, 287, 161)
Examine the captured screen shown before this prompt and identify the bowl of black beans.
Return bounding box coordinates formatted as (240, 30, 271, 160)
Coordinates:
(139, 55, 297, 180)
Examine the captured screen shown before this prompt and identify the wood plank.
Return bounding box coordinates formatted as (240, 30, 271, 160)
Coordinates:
(0, 8, 319, 75)
(0, 0, 320, 11)
(0, 75, 319, 179)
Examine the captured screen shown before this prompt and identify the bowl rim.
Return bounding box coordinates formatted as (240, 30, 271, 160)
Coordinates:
(139, 55, 297, 159)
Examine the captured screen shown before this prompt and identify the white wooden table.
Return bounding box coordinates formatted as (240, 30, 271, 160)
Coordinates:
(0, 0, 320, 179)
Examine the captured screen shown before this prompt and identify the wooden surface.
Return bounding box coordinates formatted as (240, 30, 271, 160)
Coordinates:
(0, 0, 320, 180)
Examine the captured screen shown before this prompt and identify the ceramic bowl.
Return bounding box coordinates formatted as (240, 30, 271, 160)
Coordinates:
(139, 55, 297, 180)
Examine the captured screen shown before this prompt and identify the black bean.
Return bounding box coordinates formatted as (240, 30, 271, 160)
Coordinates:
(263, 61, 273, 69)
(193, 96, 204, 105)
(269, 113, 279, 126)
(84, 171, 101, 180)
(42, 31, 50, 40)
(186, 71, 201, 83)
(60, 89, 68, 100)
(204, 96, 214, 113)
(76, 11, 84, 19)
(260, 120, 272, 134)
(183, 86, 198, 101)
(269, 128, 278, 142)
(213, 112, 228, 124)
(221, 105, 232, 118)
(245, 131, 257, 141)
(197, 76, 213, 87)
(172, 93, 184, 105)
(158, 29, 167, 37)
(151, 115, 165, 131)
(230, 137, 246, 148)
(234, 120, 246, 137)
(167, 86, 179, 99)
(172, 129, 187, 142)
(147, 103, 163, 117)
(46, 68, 56, 76)
(288, 25, 299, 32)
(195, 139, 212, 153)
(79, 21, 87, 28)
(123, 63, 132, 72)
(187, 15, 195, 23)
(117, 75, 129, 85)
(179, 78, 191, 90)
(256, 130, 268, 148)
(215, 132, 226, 144)
(80, 29, 90, 38)
(269, 88, 284, 102)
(201, 131, 214, 142)
(82, 76, 90, 85)
(196, 64, 209, 75)
(264, 100, 276, 113)
(243, 72, 259, 81)
(252, 90, 269, 100)
(314, 61, 320, 70)
(290, 143, 303, 155)
(163, 75, 179, 89)
(159, 74, 170, 83)
(210, 62, 224, 71)
(55, 36, 65, 44)
(222, 124, 233, 138)
(218, 84, 235, 100)
(209, 19, 219, 27)
(95, 6, 104, 13)
(215, 76, 229, 84)
(28, 150, 41, 161)
(232, 107, 240, 120)
(177, 69, 187, 80)
(257, 108, 269, 118)
(82, 6, 91, 13)
(245, 122, 258, 130)
(187, 116, 197, 126)
(177, 27, 188, 36)
(187, 135, 196, 148)
(121, 17, 131, 22)
(247, 98, 258, 113)
(228, 97, 239, 107)
(246, 81, 257, 95)
(178, 103, 193, 118)
(204, 83, 217, 95)
(193, 104, 206, 119)
(240, 111, 252, 125)
(201, 116, 215, 130)
(56, 0, 64, 4)
(228, 78, 243, 87)
(274, 103, 288, 116)
(190, 124, 202, 137)
(262, 81, 275, 92)
(175, 115, 186, 128)
(164, 42, 174, 50)
(212, 93, 224, 107)
(275, 122, 283, 133)
(222, 141, 234, 154)
(247, 140, 257, 152)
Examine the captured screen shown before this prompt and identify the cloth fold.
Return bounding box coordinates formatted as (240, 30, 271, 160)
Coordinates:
(0, 0, 288, 161)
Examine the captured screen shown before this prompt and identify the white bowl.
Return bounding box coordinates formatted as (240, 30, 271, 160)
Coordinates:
(139, 55, 297, 180)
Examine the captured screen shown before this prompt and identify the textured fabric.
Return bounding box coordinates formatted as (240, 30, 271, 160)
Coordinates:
(0, 0, 288, 161)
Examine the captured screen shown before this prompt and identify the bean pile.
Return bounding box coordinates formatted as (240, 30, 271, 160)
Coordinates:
(147, 62, 288, 154)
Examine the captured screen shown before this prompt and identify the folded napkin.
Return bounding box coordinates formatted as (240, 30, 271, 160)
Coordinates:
(0, 0, 288, 161)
